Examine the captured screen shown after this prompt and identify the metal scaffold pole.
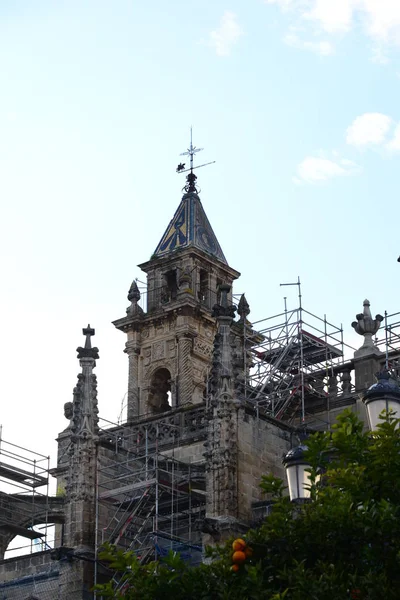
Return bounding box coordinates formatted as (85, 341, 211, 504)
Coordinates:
(240, 279, 353, 428)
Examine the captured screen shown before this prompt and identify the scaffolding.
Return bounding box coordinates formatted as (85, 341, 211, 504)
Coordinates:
(374, 310, 400, 371)
(95, 416, 205, 593)
(0, 429, 52, 558)
(238, 287, 357, 427)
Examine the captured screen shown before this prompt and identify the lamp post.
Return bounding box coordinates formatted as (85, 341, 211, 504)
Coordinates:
(362, 370, 400, 431)
(283, 445, 311, 502)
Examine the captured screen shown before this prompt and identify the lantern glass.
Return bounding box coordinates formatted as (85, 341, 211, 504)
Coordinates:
(285, 462, 311, 502)
(366, 397, 400, 431)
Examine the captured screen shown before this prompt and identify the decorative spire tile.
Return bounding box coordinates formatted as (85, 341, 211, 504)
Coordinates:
(153, 192, 227, 264)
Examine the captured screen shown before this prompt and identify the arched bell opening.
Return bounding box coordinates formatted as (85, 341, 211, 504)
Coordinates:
(148, 368, 172, 414)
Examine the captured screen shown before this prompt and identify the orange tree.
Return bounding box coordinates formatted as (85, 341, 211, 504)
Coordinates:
(95, 410, 400, 599)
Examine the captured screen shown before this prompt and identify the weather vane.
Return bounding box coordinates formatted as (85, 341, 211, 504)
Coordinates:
(176, 127, 215, 193)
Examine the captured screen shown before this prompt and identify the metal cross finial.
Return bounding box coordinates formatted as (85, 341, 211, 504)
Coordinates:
(83, 324, 95, 349)
(176, 128, 215, 193)
(180, 126, 203, 173)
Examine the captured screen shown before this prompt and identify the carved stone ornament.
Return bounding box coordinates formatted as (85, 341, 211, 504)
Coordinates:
(64, 401, 73, 421)
(127, 280, 144, 317)
(237, 294, 250, 322)
(76, 325, 99, 360)
(352, 299, 383, 357)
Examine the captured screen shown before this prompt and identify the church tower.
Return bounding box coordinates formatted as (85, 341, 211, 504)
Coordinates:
(113, 140, 240, 419)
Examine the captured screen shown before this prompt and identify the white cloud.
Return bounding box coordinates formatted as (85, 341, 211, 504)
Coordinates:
(363, 0, 400, 45)
(387, 123, 400, 150)
(284, 32, 334, 55)
(265, 0, 400, 57)
(265, 0, 296, 9)
(305, 0, 354, 33)
(346, 113, 392, 147)
(295, 156, 359, 183)
(208, 11, 243, 57)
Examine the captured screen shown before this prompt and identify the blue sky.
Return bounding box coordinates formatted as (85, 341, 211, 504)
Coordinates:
(1, 0, 400, 462)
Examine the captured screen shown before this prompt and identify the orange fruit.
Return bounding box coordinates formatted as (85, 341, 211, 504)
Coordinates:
(232, 538, 246, 551)
(232, 550, 246, 564)
(244, 547, 253, 558)
(231, 564, 239, 572)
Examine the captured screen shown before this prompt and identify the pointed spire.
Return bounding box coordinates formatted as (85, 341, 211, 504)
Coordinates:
(77, 324, 99, 360)
(154, 130, 225, 262)
(152, 193, 228, 263)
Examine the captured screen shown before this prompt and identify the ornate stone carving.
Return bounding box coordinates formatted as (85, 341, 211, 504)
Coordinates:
(76, 325, 99, 361)
(193, 338, 213, 358)
(237, 294, 250, 323)
(352, 299, 383, 357)
(167, 340, 176, 357)
(64, 402, 73, 421)
(177, 333, 195, 405)
(100, 407, 207, 450)
(127, 280, 144, 317)
(152, 341, 165, 360)
(143, 347, 152, 366)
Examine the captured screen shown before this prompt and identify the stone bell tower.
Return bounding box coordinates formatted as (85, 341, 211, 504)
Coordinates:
(113, 152, 240, 420)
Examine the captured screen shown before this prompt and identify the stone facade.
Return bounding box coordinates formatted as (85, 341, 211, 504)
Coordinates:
(0, 181, 392, 598)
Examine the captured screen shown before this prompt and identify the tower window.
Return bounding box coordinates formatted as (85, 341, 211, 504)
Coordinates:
(199, 269, 208, 305)
(164, 270, 178, 301)
(148, 368, 172, 413)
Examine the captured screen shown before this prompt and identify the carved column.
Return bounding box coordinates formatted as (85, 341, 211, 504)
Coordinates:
(328, 374, 338, 395)
(125, 340, 140, 420)
(177, 333, 195, 406)
(341, 368, 352, 395)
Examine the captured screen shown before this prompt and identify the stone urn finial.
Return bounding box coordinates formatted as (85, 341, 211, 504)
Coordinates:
(127, 280, 144, 317)
(352, 299, 383, 357)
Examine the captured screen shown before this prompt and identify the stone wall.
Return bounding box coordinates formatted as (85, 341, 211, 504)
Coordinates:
(0, 551, 95, 600)
(0, 551, 59, 599)
(237, 410, 291, 523)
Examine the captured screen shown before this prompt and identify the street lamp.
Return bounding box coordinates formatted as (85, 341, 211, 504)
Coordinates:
(283, 445, 311, 502)
(362, 370, 400, 431)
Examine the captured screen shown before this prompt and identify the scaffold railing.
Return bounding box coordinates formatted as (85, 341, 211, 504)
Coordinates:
(0, 430, 53, 558)
(239, 303, 357, 425)
(373, 310, 400, 373)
